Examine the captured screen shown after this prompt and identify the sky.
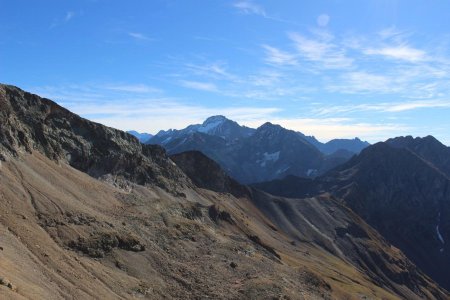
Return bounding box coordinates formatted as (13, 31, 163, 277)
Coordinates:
(1, 0, 450, 144)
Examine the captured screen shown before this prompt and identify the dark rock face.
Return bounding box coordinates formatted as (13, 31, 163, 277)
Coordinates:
(325, 143, 450, 290)
(227, 122, 325, 183)
(164, 132, 228, 164)
(255, 141, 450, 291)
(0, 84, 191, 191)
(68, 233, 145, 258)
(170, 150, 250, 198)
(387, 135, 450, 178)
(252, 175, 319, 199)
(208, 205, 235, 225)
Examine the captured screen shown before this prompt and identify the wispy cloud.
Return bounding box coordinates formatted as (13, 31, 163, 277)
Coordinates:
(233, 1, 266, 17)
(377, 27, 413, 42)
(128, 32, 152, 41)
(170, 57, 312, 100)
(288, 32, 353, 69)
(363, 45, 426, 62)
(248, 70, 282, 87)
(262, 45, 298, 66)
(65, 11, 75, 22)
(180, 80, 218, 92)
(232, 0, 297, 24)
(184, 62, 236, 80)
(170, 26, 450, 106)
(103, 84, 162, 94)
(314, 99, 450, 115)
(384, 99, 450, 112)
(327, 71, 400, 94)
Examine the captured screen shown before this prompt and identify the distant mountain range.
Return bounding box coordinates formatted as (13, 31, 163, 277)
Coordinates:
(127, 130, 153, 143)
(146, 115, 369, 183)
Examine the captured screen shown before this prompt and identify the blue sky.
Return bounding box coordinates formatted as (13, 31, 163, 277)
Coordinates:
(2, 0, 450, 144)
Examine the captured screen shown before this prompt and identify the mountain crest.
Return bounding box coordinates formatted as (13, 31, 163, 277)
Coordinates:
(202, 115, 228, 124)
(256, 122, 285, 134)
(0, 84, 191, 192)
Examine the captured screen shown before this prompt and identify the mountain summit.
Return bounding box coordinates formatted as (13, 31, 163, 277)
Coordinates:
(150, 115, 254, 145)
(197, 115, 255, 140)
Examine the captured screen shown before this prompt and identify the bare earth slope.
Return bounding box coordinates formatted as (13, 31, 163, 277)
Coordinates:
(0, 84, 448, 299)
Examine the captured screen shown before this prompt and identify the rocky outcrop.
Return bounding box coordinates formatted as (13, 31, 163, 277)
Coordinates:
(0, 84, 191, 192)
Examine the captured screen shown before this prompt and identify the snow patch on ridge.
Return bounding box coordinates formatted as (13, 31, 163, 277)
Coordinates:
(257, 151, 280, 167)
(198, 120, 223, 133)
(198, 116, 227, 134)
(276, 166, 289, 175)
(307, 169, 317, 177)
(263, 151, 280, 162)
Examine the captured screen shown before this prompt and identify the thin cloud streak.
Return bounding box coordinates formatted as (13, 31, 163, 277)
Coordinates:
(128, 32, 152, 41)
(262, 45, 298, 66)
(363, 45, 427, 62)
(242, 117, 410, 143)
(315, 99, 450, 115)
(232, 1, 299, 25)
(288, 32, 353, 69)
(103, 84, 162, 94)
(233, 1, 266, 17)
(180, 80, 218, 92)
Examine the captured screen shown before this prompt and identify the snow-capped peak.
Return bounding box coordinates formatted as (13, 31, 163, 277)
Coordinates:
(198, 115, 229, 134)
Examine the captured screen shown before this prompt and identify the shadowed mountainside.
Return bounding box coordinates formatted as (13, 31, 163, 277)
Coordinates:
(255, 142, 450, 291)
